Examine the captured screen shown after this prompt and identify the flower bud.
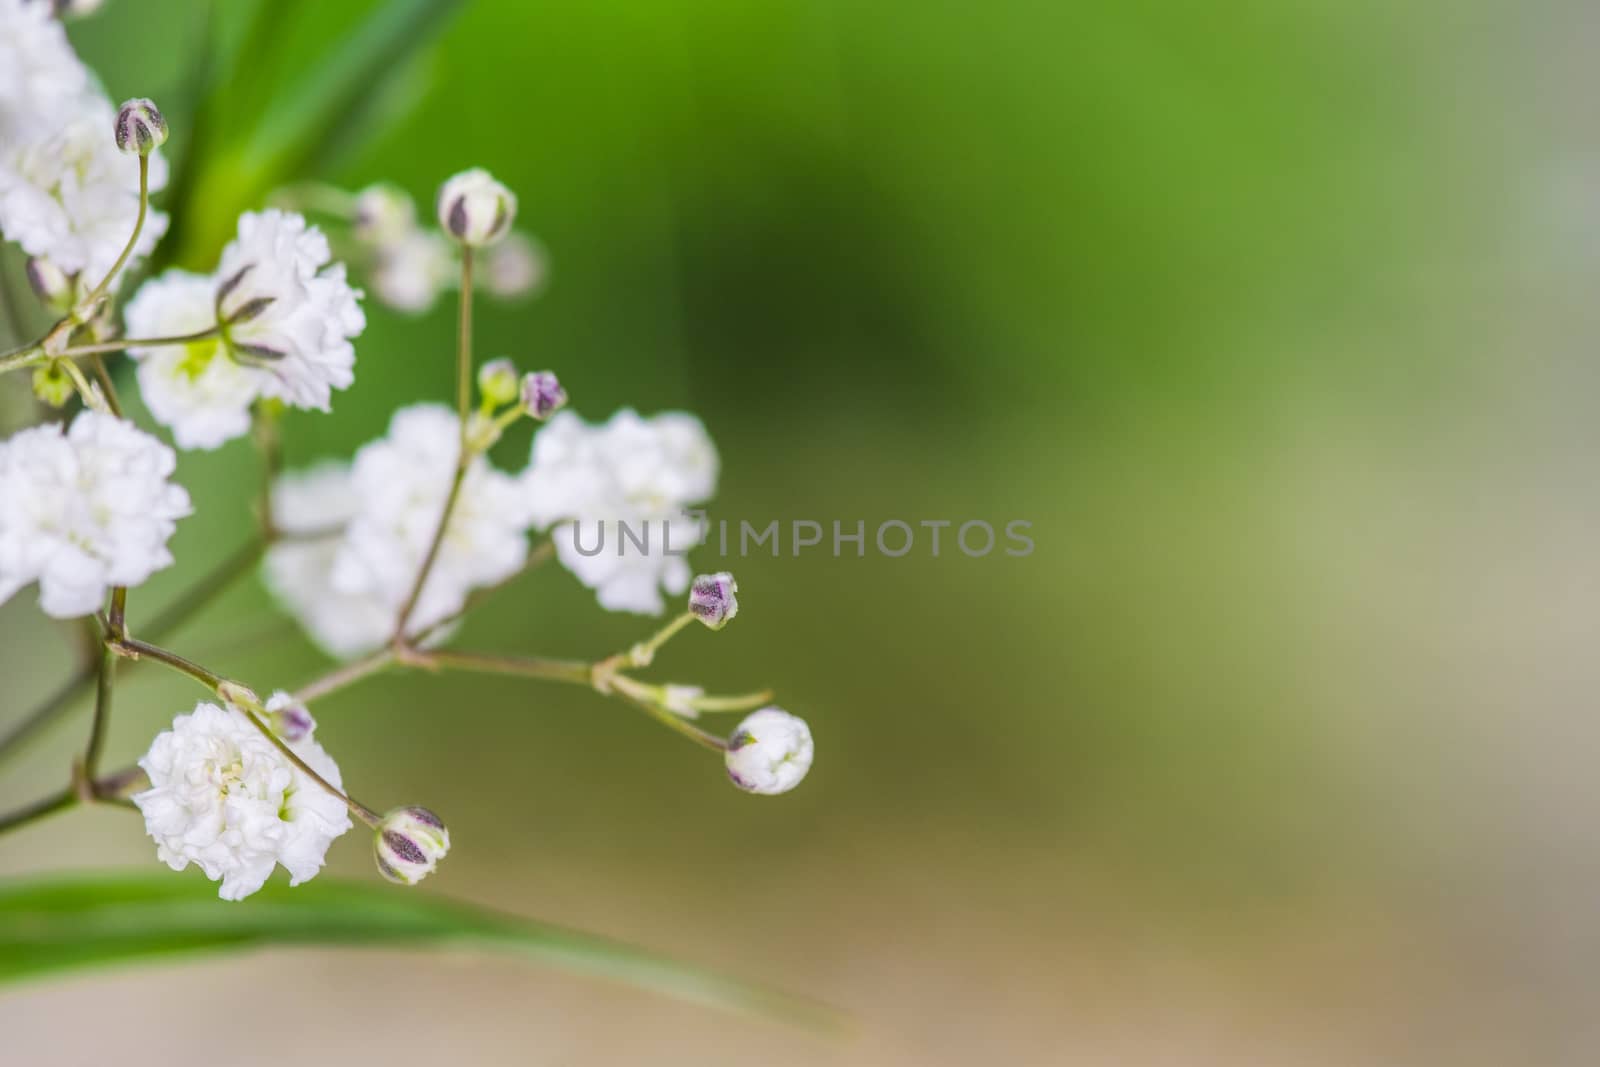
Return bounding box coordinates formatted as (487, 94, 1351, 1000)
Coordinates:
(725, 708, 813, 795)
(25, 257, 72, 312)
(436, 168, 516, 247)
(520, 370, 566, 420)
(353, 183, 416, 245)
(478, 358, 520, 406)
(114, 98, 167, 156)
(688, 572, 738, 629)
(662, 684, 705, 719)
(484, 232, 547, 299)
(52, 0, 106, 18)
(265, 691, 314, 743)
(374, 806, 450, 885)
(31, 363, 74, 408)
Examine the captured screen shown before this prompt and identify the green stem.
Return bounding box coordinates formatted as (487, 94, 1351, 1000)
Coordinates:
(608, 679, 729, 754)
(457, 246, 473, 436)
(414, 648, 593, 685)
(77, 155, 148, 312)
(391, 463, 466, 640)
(109, 636, 223, 690)
(58, 326, 220, 358)
(81, 643, 116, 785)
(236, 703, 379, 827)
(0, 788, 76, 835)
(88, 354, 123, 417)
(293, 647, 396, 704)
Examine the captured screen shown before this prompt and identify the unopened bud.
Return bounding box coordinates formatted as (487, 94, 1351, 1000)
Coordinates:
(725, 708, 813, 795)
(484, 232, 547, 299)
(520, 370, 566, 420)
(436, 168, 516, 247)
(25, 257, 72, 312)
(216, 680, 261, 710)
(265, 691, 314, 743)
(32, 363, 74, 408)
(374, 806, 450, 885)
(662, 684, 705, 719)
(478, 358, 520, 406)
(688, 572, 738, 629)
(352, 184, 416, 245)
(114, 98, 167, 156)
(52, 0, 106, 18)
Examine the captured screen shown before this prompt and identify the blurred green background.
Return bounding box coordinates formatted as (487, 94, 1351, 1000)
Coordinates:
(4, 0, 1599, 1063)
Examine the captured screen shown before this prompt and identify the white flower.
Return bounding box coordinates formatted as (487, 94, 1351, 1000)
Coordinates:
(134, 700, 353, 901)
(725, 708, 814, 795)
(123, 271, 257, 449)
(0, 0, 90, 149)
(520, 409, 718, 614)
(261, 460, 403, 661)
(123, 210, 366, 448)
(332, 404, 527, 637)
(0, 411, 191, 618)
(0, 96, 170, 283)
(483, 231, 546, 299)
(214, 209, 365, 410)
(370, 228, 454, 314)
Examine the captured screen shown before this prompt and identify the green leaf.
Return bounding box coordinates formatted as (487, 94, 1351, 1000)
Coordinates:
(0, 873, 842, 1030)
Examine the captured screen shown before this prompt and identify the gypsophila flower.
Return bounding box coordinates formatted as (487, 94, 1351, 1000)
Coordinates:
(688, 572, 738, 629)
(725, 707, 814, 795)
(521, 409, 718, 614)
(0, 0, 89, 148)
(332, 404, 528, 639)
(0, 96, 170, 282)
(483, 231, 546, 299)
(124, 210, 365, 448)
(262, 460, 414, 660)
(113, 97, 166, 155)
(373, 806, 450, 886)
(436, 168, 516, 247)
(0, 411, 191, 618)
(134, 701, 352, 901)
(520, 370, 566, 421)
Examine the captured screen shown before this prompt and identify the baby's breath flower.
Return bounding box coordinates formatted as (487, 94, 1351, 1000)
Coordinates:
(725, 708, 814, 796)
(688, 572, 738, 630)
(483, 231, 546, 299)
(0, 412, 190, 618)
(436, 168, 516, 247)
(113, 97, 166, 156)
(134, 701, 352, 900)
(520, 409, 718, 615)
(374, 806, 450, 886)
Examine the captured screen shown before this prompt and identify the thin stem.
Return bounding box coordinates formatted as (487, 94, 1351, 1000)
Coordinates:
(684, 689, 775, 714)
(236, 704, 379, 827)
(78, 155, 148, 312)
(57, 326, 220, 358)
(81, 643, 116, 785)
(0, 787, 76, 835)
(57, 357, 104, 411)
(457, 246, 473, 436)
(391, 464, 466, 640)
(0, 342, 43, 373)
(109, 636, 223, 690)
(108, 587, 127, 640)
(413, 648, 593, 686)
(88, 354, 123, 417)
(608, 679, 729, 754)
(0, 540, 262, 768)
(293, 647, 396, 704)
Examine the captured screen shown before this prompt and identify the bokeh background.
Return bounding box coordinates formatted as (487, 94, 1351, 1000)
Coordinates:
(4, 0, 1600, 1063)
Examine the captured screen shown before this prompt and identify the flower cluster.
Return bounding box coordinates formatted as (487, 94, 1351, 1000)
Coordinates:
(0, 0, 168, 288)
(0, 15, 816, 907)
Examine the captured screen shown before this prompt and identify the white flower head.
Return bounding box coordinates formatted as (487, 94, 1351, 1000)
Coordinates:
(436, 167, 516, 247)
(262, 460, 412, 661)
(521, 409, 718, 615)
(0, 412, 191, 618)
(369, 228, 454, 314)
(0, 96, 170, 283)
(725, 708, 814, 795)
(333, 404, 527, 637)
(0, 0, 90, 148)
(123, 271, 257, 449)
(134, 700, 352, 901)
(215, 209, 365, 410)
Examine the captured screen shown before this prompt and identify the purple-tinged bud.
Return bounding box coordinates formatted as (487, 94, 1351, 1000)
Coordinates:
(374, 806, 450, 886)
(25, 257, 72, 312)
(478, 358, 520, 406)
(688, 572, 738, 630)
(52, 0, 106, 18)
(114, 98, 167, 156)
(265, 691, 314, 743)
(436, 168, 516, 247)
(519, 370, 566, 420)
(725, 707, 813, 795)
